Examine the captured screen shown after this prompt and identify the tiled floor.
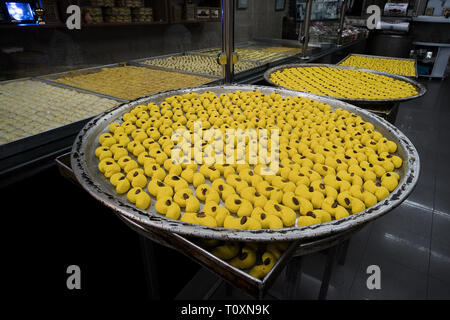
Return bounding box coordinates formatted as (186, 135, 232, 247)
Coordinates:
(179, 77, 450, 300)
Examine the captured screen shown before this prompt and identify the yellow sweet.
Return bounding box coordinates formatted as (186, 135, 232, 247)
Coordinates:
(131, 173, 147, 188)
(203, 201, 229, 227)
(193, 172, 206, 188)
(115, 177, 131, 194)
(252, 191, 268, 208)
(148, 179, 174, 198)
(173, 188, 194, 207)
(185, 196, 201, 212)
(281, 191, 301, 211)
(103, 162, 121, 178)
(211, 242, 240, 260)
(110, 172, 126, 186)
(135, 191, 151, 210)
(123, 159, 138, 173)
(117, 155, 132, 169)
(206, 189, 222, 204)
(249, 252, 277, 279)
(127, 187, 143, 203)
(279, 205, 297, 227)
(224, 194, 244, 214)
(294, 184, 324, 209)
(223, 215, 262, 229)
(240, 186, 256, 202)
(95, 146, 110, 158)
(144, 163, 166, 180)
(229, 246, 257, 269)
(375, 185, 390, 201)
(198, 47, 291, 63)
(155, 197, 173, 214)
(195, 184, 211, 201)
(381, 172, 399, 192)
(164, 174, 189, 192)
(180, 169, 195, 183)
(236, 199, 253, 217)
(297, 214, 321, 227)
(166, 203, 181, 220)
(312, 209, 332, 223)
(98, 149, 113, 161)
(168, 164, 183, 176)
(181, 212, 217, 227)
(252, 211, 283, 229)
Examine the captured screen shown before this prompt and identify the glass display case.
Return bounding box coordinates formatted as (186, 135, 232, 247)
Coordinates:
(0, 0, 367, 184)
(293, 0, 367, 47)
(295, 0, 339, 21)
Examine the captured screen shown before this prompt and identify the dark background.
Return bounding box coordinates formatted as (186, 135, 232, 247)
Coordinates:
(2, 164, 201, 303)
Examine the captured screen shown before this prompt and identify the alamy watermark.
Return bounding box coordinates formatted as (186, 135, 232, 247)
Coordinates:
(366, 265, 381, 290)
(66, 265, 81, 290)
(366, 5, 381, 30)
(66, 5, 81, 30)
(170, 121, 280, 174)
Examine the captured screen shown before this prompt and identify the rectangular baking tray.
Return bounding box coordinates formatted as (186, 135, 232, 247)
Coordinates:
(190, 39, 322, 70)
(0, 77, 124, 177)
(128, 61, 223, 86)
(36, 62, 147, 101)
(130, 52, 266, 81)
(130, 53, 223, 79)
(188, 41, 293, 64)
(337, 53, 418, 78)
(38, 61, 222, 100)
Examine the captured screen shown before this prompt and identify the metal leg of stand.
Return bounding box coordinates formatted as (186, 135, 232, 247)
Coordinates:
(284, 256, 303, 299)
(139, 236, 161, 300)
(338, 239, 350, 266)
(318, 245, 338, 300)
(388, 103, 400, 125)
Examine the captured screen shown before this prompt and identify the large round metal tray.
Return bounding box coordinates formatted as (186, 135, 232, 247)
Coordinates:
(71, 84, 420, 242)
(264, 63, 427, 105)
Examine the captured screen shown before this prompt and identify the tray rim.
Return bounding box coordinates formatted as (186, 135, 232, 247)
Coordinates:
(70, 84, 420, 242)
(263, 63, 427, 104)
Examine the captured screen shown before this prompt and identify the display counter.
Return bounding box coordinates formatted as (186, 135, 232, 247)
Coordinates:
(0, 37, 367, 186)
